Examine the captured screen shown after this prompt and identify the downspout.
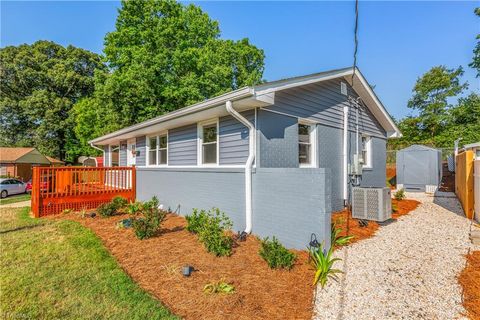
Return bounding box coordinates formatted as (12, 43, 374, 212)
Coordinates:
(90, 142, 104, 153)
(226, 100, 255, 234)
(343, 105, 349, 206)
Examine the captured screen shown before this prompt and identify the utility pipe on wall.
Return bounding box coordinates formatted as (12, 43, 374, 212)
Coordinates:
(343, 105, 349, 205)
(226, 100, 255, 233)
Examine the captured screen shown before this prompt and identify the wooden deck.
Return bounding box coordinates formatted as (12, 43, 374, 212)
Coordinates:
(31, 166, 136, 217)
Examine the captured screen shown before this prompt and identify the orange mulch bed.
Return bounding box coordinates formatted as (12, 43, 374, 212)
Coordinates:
(386, 164, 397, 189)
(331, 199, 421, 245)
(459, 250, 480, 320)
(54, 213, 314, 320)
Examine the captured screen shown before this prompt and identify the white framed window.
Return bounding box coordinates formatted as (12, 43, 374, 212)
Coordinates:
(198, 119, 219, 166)
(110, 144, 120, 167)
(147, 132, 168, 166)
(361, 135, 372, 169)
(298, 121, 317, 167)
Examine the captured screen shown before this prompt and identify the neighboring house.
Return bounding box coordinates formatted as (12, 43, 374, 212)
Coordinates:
(90, 67, 401, 248)
(0, 147, 64, 182)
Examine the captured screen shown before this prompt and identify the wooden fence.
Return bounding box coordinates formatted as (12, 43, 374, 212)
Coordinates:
(475, 160, 480, 222)
(31, 166, 136, 217)
(455, 151, 474, 219)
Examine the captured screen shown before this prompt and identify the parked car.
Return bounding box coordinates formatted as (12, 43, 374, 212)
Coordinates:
(0, 178, 27, 198)
(25, 178, 50, 194)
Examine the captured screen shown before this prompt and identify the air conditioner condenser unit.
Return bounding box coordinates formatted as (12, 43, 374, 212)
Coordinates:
(352, 187, 392, 222)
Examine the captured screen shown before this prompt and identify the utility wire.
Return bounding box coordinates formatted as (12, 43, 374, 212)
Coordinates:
(351, 0, 359, 85)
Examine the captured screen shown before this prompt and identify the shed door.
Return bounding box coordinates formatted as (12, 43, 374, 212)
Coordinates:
(403, 151, 430, 190)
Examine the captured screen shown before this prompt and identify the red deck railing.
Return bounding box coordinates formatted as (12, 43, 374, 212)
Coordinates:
(31, 166, 136, 217)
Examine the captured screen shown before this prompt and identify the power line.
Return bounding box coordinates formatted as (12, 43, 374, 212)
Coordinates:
(352, 0, 359, 85)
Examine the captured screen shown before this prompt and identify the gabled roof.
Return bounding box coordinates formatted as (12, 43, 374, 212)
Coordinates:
(399, 144, 440, 152)
(0, 147, 57, 165)
(0, 147, 35, 163)
(45, 156, 65, 164)
(90, 67, 401, 145)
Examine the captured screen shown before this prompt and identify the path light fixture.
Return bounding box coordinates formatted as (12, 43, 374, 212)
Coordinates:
(182, 265, 193, 277)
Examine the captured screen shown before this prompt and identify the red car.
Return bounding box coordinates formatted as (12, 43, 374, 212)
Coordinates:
(25, 178, 49, 193)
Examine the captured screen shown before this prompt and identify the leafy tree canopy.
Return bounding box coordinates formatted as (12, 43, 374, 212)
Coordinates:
(389, 66, 479, 150)
(76, 0, 265, 146)
(0, 41, 106, 161)
(469, 7, 480, 77)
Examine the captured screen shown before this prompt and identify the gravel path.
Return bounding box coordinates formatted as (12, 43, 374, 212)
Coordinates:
(314, 192, 479, 320)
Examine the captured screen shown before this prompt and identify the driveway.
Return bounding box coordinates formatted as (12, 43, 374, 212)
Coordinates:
(314, 192, 478, 320)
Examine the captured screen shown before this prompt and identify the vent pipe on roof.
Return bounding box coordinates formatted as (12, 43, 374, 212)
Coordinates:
(226, 100, 255, 234)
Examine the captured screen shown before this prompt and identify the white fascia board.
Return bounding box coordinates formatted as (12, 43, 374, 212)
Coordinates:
(89, 87, 254, 145)
(352, 69, 402, 138)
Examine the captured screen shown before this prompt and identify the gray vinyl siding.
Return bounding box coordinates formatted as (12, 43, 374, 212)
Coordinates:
(256, 109, 299, 168)
(219, 110, 254, 165)
(119, 140, 127, 166)
(136, 136, 146, 166)
(356, 135, 386, 189)
(262, 78, 386, 137)
(168, 124, 198, 165)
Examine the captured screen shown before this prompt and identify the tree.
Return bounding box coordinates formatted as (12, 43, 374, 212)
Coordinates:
(0, 41, 106, 161)
(469, 8, 480, 77)
(75, 0, 265, 144)
(407, 66, 467, 139)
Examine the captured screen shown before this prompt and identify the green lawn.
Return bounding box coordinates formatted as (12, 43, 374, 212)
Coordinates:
(0, 207, 177, 320)
(0, 193, 31, 205)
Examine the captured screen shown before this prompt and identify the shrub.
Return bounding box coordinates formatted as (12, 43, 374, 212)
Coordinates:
(308, 244, 342, 288)
(259, 236, 296, 270)
(127, 201, 142, 215)
(185, 209, 209, 234)
(97, 202, 119, 217)
(394, 188, 406, 201)
(111, 196, 128, 210)
(188, 208, 233, 257)
(132, 196, 166, 240)
(203, 280, 235, 294)
(331, 221, 354, 247)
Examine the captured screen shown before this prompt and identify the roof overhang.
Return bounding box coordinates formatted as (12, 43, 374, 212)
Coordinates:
(90, 67, 401, 145)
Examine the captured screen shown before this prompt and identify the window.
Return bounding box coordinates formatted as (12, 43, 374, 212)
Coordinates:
(298, 122, 316, 167)
(148, 137, 157, 165)
(361, 135, 372, 168)
(110, 145, 119, 167)
(147, 133, 168, 166)
(199, 121, 218, 165)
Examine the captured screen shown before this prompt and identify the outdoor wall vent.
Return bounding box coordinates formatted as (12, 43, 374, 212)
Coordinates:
(352, 187, 391, 222)
(340, 82, 348, 96)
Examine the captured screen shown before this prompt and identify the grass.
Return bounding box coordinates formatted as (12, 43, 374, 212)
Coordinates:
(0, 207, 177, 320)
(0, 193, 31, 205)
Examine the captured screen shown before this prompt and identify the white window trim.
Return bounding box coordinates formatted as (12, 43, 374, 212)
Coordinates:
(146, 131, 169, 167)
(298, 120, 317, 168)
(361, 134, 373, 169)
(197, 118, 219, 166)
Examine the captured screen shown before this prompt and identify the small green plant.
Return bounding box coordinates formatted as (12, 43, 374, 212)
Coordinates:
(331, 221, 354, 247)
(203, 280, 235, 294)
(62, 208, 73, 214)
(79, 209, 87, 218)
(111, 196, 128, 210)
(185, 208, 209, 234)
(259, 236, 296, 269)
(127, 201, 142, 215)
(392, 202, 398, 213)
(187, 208, 233, 256)
(394, 188, 406, 201)
(308, 244, 342, 288)
(97, 202, 119, 217)
(132, 196, 166, 240)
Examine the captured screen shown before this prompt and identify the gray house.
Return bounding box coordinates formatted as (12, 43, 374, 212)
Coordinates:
(90, 67, 401, 249)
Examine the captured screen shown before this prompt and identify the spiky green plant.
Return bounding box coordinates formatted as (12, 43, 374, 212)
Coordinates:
(308, 244, 342, 288)
(331, 221, 354, 247)
(394, 188, 406, 201)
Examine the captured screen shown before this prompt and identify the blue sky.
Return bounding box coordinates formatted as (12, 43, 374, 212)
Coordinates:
(1, 1, 478, 120)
